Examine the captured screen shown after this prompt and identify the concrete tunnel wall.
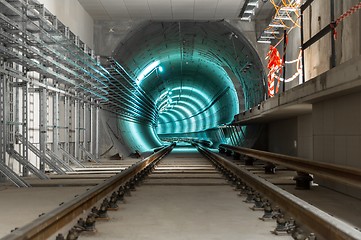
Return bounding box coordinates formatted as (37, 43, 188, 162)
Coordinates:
(38, 0, 361, 185)
(266, 55, 361, 199)
(16, 0, 361, 199)
(94, 20, 267, 155)
(98, 110, 163, 158)
(264, 0, 361, 198)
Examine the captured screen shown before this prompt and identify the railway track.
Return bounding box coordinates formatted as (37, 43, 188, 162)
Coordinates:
(63, 146, 287, 240)
(1, 143, 361, 240)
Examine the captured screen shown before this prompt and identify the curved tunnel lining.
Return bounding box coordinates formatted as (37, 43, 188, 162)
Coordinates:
(111, 21, 265, 151)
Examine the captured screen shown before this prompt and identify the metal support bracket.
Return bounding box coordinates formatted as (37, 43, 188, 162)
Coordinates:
(59, 147, 85, 168)
(0, 161, 30, 187)
(80, 144, 99, 163)
(8, 148, 49, 179)
(17, 134, 66, 174)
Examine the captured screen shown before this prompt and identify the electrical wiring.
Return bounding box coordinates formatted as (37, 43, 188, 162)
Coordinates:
(265, 0, 302, 97)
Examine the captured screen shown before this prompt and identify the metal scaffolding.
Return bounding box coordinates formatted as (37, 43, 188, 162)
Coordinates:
(0, 0, 157, 186)
(0, 58, 7, 183)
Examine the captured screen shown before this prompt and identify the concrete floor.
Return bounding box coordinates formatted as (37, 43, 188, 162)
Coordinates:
(223, 153, 361, 231)
(82, 185, 291, 240)
(81, 148, 292, 240)
(284, 185, 361, 229)
(0, 186, 90, 236)
(0, 158, 138, 237)
(1, 147, 360, 239)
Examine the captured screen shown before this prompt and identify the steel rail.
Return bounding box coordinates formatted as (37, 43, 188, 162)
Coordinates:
(1, 143, 175, 240)
(219, 144, 361, 189)
(197, 146, 361, 240)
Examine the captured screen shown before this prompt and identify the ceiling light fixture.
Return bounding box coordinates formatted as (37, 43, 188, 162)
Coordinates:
(136, 60, 164, 85)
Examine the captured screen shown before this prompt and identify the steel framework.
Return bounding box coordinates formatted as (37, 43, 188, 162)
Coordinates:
(0, 0, 157, 186)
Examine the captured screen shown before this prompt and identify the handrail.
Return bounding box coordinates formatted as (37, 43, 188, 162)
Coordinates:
(219, 144, 361, 189)
(2, 143, 175, 240)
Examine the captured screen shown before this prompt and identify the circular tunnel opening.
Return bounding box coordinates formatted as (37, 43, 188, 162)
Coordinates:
(111, 21, 265, 152)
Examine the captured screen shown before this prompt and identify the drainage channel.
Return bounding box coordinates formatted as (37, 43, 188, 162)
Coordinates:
(73, 146, 292, 240)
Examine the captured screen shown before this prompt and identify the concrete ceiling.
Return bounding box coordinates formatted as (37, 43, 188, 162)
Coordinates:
(78, 0, 245, 20)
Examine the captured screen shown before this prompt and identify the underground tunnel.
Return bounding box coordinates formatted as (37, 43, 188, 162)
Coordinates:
(101, 21, 266, 155)
(2, 1, 361, 239)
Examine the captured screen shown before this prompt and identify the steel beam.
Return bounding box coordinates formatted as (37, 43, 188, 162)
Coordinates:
(95, 102, 99, 159)
(235, 125, 244, 146)
(83, 101, 88, 156)
(300, 0, 315, 13)
(0, 161, 30, 187)
(17, 134, 66, 174)
(330, 0, 336, 68)
(90, 100, 99, 159)
(1, 144, 175, 240)
(46, 149, 73, 172)
(59, 147, 85, 168)
(7, 65, 15, 167)
(64, 96, 70, 164)
(79, 144, 99, 163)
(227, 126, 237, 146)
(220, 144, 361, 189)
(198, 146, 361, 240)
(233, 126, 240, 146)
(0, 59, 6, 182)
(226, 126, 234, 145)
(21, 80, 29, 177)
(9, 149, 48, 179)
(217, 128, 224, 143)
(74, 98, 80, 161)
(39, 80, 47, 172)
(52, 90, 60, 157)
(219, 128, 227, 142)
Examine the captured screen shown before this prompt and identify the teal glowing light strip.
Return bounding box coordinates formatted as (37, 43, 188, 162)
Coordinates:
(137, 60, 160, 85)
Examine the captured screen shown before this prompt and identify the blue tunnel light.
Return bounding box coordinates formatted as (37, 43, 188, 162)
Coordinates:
(137, 60, 161, 84)
(112, 21, 265, 152)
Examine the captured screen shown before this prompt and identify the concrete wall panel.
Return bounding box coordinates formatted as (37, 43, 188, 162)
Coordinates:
(297, 114, 313, 159)
(39, 0, 94, 48)
(313, 91, 361, 197)
(268, 118, 298, 156)
(302, 0, 361, 81)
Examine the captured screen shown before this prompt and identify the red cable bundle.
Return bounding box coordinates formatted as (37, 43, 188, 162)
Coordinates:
(332, 1, 361, 40)
(267, 46, 283, 97)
